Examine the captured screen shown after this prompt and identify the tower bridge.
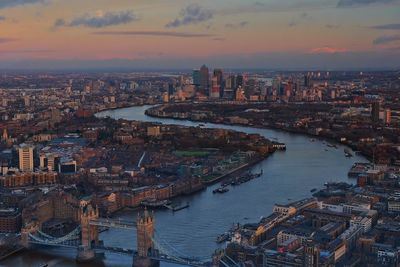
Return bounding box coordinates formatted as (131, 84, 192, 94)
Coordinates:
(20, 204, 210, 267)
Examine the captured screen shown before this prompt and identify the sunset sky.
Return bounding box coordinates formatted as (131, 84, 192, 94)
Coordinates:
(0, 0, 399, 70)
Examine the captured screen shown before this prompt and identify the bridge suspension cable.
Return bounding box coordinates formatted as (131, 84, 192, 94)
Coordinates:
(28, 226, 81, 245)
(153, 230, 210, 262)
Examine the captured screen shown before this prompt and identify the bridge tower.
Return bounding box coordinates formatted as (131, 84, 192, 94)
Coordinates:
(77, 204, 99, 262)
(21, 221, 39, 248)
(134, 208, 158, 267)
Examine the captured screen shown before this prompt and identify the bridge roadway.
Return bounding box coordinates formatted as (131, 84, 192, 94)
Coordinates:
(89, 218, 136, 229)
(28, 239, 208, 266)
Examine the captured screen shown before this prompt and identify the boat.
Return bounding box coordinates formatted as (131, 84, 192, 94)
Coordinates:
(310, 188, 317, 193)
(141, 199, 172, 209)
(172, 202, 190, 212)
(344, 148, 353, 157)
(216, 233, 230, 243)
(213, 187, 229, 194)
(310, 138, 315, 142)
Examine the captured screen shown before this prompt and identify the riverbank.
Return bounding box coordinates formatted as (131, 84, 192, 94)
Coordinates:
(144, 106, 371, 162)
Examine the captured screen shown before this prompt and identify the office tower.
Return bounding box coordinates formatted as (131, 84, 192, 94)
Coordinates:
(168, 83, 175, 97)
(213, 69, 224, 97)
(224, 75, 236, 99)
(244, 79, 256, 98)
(371, 102, 380, 122)
(200, 65, 209, 90)
(18, 144, 34, 172)
(226, 75, 236, 90)
(304, 73, 312, 88)
(210, 76, 220, 99)
(192, 69, 201, 86)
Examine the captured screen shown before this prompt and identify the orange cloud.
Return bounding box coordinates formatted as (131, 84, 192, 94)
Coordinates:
(308, 46, 348, 54)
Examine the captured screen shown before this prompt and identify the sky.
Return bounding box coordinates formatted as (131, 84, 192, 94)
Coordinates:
(0, 0, 399, 70)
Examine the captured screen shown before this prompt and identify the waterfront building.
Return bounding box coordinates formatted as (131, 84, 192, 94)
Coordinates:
(0, 208, 22, 233)
(0, 171, 58, 188)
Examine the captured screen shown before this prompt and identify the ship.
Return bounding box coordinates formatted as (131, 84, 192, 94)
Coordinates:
(172, 202, 190, 212)
(213, 187, 229, 194)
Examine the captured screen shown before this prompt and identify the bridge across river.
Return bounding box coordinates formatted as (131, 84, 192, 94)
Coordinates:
(21, 204, 211, 267)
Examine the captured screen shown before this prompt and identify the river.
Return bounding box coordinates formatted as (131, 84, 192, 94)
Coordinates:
(1, 105, 368, 267)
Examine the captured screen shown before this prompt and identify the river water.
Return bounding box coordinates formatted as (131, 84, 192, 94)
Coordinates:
(1, 105, 368, 267)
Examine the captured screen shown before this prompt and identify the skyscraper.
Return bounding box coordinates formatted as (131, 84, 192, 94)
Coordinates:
(18, 144, 34, 172)
(304, 74, 312, 88)
(210, 76, 220, 99)
(192, 69, 200, 86)
(236, 75, 244, 88)
(213, 69, 224, 97)
(199, 65, 209, 91)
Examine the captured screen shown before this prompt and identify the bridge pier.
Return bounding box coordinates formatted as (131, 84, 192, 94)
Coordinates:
(76, 245, 96, 262)
(133, 257, 159, 267)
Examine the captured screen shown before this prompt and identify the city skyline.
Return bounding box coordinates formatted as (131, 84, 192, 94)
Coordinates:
(0, 0, 400, 70)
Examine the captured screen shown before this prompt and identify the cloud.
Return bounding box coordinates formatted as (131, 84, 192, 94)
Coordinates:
(0, 49, 55, 54)
(373, 34, 400, 44)
(55, 10, 139, 28)
(0, 0, 47, 9)
(0, 16, 6, 21)
(308, 46, 348, 54)
(370, 23, 400, 30)
(337, 0, 399, 8)
(93, 30, 216, 38)
(0, 38, 17, 44)
(166, 4, 213, 28)
(288, 12, 310, 27)
(225, 21, 248, 29)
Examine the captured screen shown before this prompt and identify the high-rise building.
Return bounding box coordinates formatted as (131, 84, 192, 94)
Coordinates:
(18, 144, 34, 172)
(200, 65, 209, 90)
(213, 69, 224, 97)
(371, 102, 380, 122)
(304, 74, 312, 88)
(236, 75, 244, 88)
(210, 76, 220, 99)
(192, 69, 201, 86)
